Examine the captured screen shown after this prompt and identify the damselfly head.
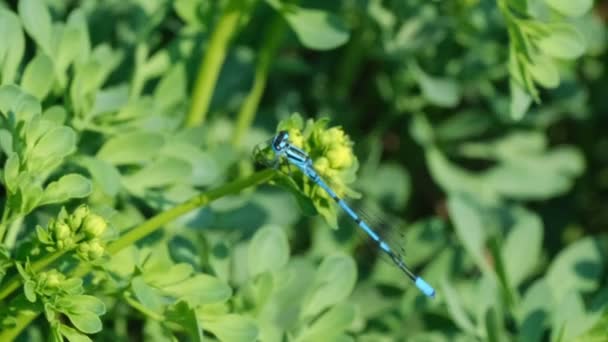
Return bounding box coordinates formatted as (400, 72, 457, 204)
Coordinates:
(272, 130, 290, 152)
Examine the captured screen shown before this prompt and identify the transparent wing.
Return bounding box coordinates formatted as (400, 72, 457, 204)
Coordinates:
(341, 200, 410, 267)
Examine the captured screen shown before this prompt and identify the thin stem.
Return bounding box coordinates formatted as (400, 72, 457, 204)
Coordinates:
(0, 205, 11, 242)
(0, 307, 38, 341)
(0, 169, 276, 340)
(185, 0, 246, 127)
(232, 15, 285, 147)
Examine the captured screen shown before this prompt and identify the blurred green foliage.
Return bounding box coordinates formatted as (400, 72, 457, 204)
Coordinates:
(0, 0, 606, 341)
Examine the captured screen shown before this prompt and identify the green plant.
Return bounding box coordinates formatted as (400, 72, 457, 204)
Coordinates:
(0, 0, 606, 341)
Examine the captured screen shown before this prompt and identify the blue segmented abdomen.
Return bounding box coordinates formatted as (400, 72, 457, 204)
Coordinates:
(415, 277, 436, 298)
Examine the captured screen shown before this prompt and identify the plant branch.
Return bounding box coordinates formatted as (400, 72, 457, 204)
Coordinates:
(0, 168, 276, 340)
(232, 14, 285, 147)
(185, 0, 247, 127)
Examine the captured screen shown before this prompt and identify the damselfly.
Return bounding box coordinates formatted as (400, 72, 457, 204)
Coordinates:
(255, 130, 436, 298)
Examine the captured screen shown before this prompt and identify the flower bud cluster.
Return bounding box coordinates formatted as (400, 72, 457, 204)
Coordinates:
(41, 205, 108, 261)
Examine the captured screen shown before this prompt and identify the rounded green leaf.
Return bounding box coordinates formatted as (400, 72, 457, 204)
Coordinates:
(297, 303, 356, 341)
(302, 254, 357, 318)
(415, 68, 461, 108)
(70, 295, 106, 316)
(30, 126, 76, 160)
(502, 207, 543, 287)
(544, 0, 592, 17)
(537, 24, 586, 60)
(162, 274, 232, 306)
(76, 156, 121, 196)
(18, 0, 53, 54)
(122, 157, 192, 191)
(0, 9, 25, 84)
(41, 174, 92, 205)
(282, 6, 349, 50)
(97, 132, 165, 165)
(248, 225, 290, 277)
(4, 153, 20, 193)
(203, 314, 258, 342)
(65, 310, 102, 334)
(59, 324, 93, 342)
(21, 53, 54, 100)
(447, 194, 489, 272)
(527, 54, 559, 88)
(546, 236, 606, 300)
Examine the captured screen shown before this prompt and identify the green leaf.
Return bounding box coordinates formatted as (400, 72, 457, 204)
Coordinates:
(97, 132, 165, 165)
(0, 85, 41, 119)
(544, 0, 592, 17)
(0, 9, 25, 84)
(69, 295, 106, 316)
(76, 156, 122, 196)
(302, 254, 357, 318)
(510, 79, 533, 120)
(518, 279, 553, 342)
(527, 54, 559, 88)
(4, 153, 20, 193)
(297, 302, 356, 341)
(537, 24, 586, 60)
(30, 126, 76, 161)
(18, 0, 53, 55)
(41, 174, 92, 206)
(248, 225, 290, 277)
(166, 301, 203, 342)
(161, 274, 232, 306)
(502, 207, 543, 287)
(154, 63, 186, 111)
(202, 314, 258, 342)
(414, 66, 461, 108)
(59, 324, 92, 342)
(21, 53, 54, 100)
(546, 236, 606, 300)
(122, 157, 192, 192)
(552, 291, 598, 342)
(131, 276, 164, 312)
(442, 279, 476, 335)
(447, 194, 490, 272)
(483, 147, 585, 200)
(65, 310, 102, 334)
(280, 5, 349, 50)
(24, 279, 36, 302)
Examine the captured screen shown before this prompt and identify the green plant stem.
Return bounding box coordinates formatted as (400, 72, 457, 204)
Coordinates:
(0, 206, 11, 242)
(0, 169, 276, 340)
(232, 15, 285, 147)
(185, 0, 246, 127)
(0, 308, 38, 341)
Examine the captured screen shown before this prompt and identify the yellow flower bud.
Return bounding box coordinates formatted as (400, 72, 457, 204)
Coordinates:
(53, 222, 71, 241)
(88, 239, 105, 260)
(288, 129, 304, 148)
(313, 157, 330, 175)
(321, 127, 346, 147)
(46, 271, 64, 288)
(82, 214, 107, 239)
(69, 205, 90, 231)
(326, 145, 353, 169)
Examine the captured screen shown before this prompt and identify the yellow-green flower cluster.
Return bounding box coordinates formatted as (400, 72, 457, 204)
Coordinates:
(276, 114, 360, 228)
(38, 205, 108, 261)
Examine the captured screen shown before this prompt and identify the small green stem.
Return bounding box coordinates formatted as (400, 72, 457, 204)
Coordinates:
(0, 307, 38, 341)
(185, 0, 247, 127)
(0, 169, 276, 340)
(232, 15, 285, 147)
(0, 205, 11, 242)
(124, 294, 165, 321)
